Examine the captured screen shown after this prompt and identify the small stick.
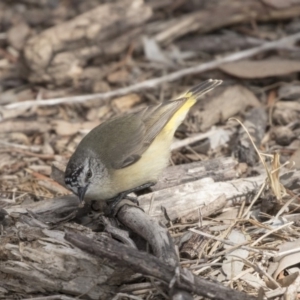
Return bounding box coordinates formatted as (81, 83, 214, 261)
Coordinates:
(4, 32, 300, 110)
(171, 129, 218, 150)
(189, 228, 275, 256)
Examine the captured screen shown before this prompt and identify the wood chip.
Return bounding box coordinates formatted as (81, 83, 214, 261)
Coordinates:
(107, 69, 130, 84)
(112, 93, 141, 112)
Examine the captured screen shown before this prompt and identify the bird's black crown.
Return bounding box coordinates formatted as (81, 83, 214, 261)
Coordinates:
(65, 165, 84, 187)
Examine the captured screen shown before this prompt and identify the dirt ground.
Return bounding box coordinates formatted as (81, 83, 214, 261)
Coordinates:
(1, 0, 300, 299)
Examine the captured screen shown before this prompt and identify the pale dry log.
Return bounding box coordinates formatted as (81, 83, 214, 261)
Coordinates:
(180, 194, 227, 223)
(49, 159, 300, 225)
(139, 174, 266, 223)
(153, 156, 239, 191)
(4, 194, 80, 217)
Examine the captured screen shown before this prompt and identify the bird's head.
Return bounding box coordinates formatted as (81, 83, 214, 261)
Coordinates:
(64, 153, 107, 202)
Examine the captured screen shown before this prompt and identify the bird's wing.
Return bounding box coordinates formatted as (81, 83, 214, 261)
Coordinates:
(82, 79, 221, 169)
(84, 99, 186, 169)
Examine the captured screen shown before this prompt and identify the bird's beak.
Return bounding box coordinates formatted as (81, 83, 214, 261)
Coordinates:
(77, 186, 88, 202)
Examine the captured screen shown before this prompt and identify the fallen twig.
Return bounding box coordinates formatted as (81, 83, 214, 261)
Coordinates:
(171, 129, 218, 150)
(4, 32, 300, 110)
(189, 228, 276, 256)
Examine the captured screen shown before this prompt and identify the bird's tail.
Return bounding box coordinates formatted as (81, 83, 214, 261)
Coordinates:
(184, 79, 222, 101)
(164, 79, 222, 135)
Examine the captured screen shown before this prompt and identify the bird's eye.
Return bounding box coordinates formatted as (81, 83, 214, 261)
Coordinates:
(86, 170, 92, 179)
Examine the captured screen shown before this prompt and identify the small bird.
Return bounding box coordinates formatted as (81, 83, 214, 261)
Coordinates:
(65, 79, 222, 210)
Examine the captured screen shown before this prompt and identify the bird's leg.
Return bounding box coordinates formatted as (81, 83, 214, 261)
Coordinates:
(106, 182, 155, 216)
(125, 182, 156, 195)
(105, 193, 125, 216)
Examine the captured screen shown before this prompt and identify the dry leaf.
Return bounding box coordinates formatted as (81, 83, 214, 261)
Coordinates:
(143, 36, 173, 65)
(277, 271, 299, 287)
(262, 0, 300, 8)
(220, 59, 300, 79)
(222, 230, 249, 278)
(193, 85, 260, 131)
(107, 69, 130, 84)
(272, 253, 300, 279)
(112, 93, 141, 113)
(52, 120, 99, 136)
(269, 239, 300, 279)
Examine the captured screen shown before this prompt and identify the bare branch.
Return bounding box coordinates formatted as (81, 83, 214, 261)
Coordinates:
(4, 32, 300, 110)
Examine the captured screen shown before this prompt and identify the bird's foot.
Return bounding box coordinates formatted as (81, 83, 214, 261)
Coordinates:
(105, 193, 125, 217)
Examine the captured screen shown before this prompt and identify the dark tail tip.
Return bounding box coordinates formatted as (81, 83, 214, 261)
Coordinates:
(188, 79, 222, 98)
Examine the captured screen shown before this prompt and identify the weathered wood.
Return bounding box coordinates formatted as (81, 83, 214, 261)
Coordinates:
(139, 174, 266, 223)
(115, 203, 193, 299)
(116, 203, 178, 267)
(180, 194, 227, 223)
(1, 197, 187, 298)
(65, 231, 257, 300)
(180, 226, 210, 259)
(2, 164, 298, 298)
(0, 224, 122, 299)
(153, 156, 239, 191)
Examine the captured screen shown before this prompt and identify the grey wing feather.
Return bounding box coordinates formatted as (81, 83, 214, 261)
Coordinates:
(114, 99, 186, 169)
(139, 99, 185, 146)
(79, 79, 222, 169)
(80, 99, 186, 170)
